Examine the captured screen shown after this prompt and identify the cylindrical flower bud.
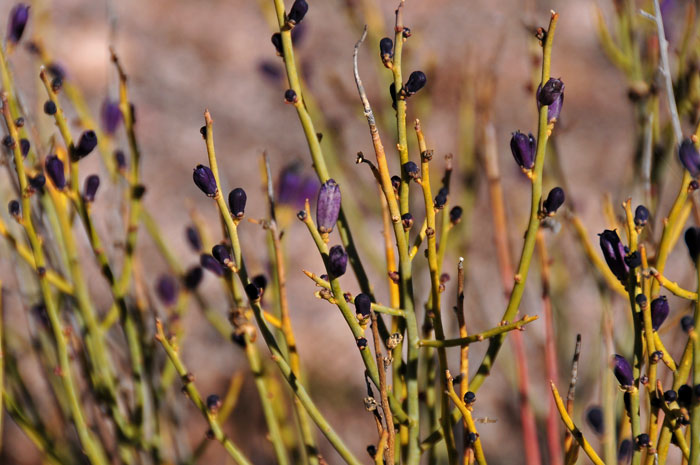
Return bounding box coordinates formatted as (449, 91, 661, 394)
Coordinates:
(287, 0, 308, 24)
(271, 33, 283, 55)
(599, 229, 629, 283)
(155, 274, 179, 306)
(193, 164, 218, 197)
(389, 83, 397, 109)
(183, 266, 203, 290)
(537, 78, 565, 106)
(28, 173, 46, 191)
(679, 138, 700, 177)
(6, 4, 29, 45)
(200, 254, 224, 277)
(612, 354, 634, 387)
(585, 406, 604, 435)
(543, 187, 565, 215)
(83, 174, 100, 203)
(650, 296, 670, 331)
(434, 187, 448, 209)
(114, 150, 127, 171)
(185, 226, 202, 252)
(686, 227, 700, 264)
(252, 275, 267, 295)
(510, 131, 536, 170)
(391, 175, 401, 192)
(51, 76, 62, 92)
(19, 138, 29, 158)
(73, 130, 97, 160)
(45, 154, 65, 190)
(101, 99, 122, 135)
(327, 245, 347, 277)
(228, 187, 247, 219)
(618, 439, 632, 464)
(401, 213, 414, 230)
(636, 434, 650, 448)
(212, 244, 233, 268)
(206, 394, 222, 413)
(316, 179, 341, 234)
(379, 37, 393, 62)
(463, 391, 476, 405)
(284, 89, 297, 103)
(245, 282, 262, 301)
(355, 293, 371, 319)
(403, 161, 419, 180)
(43, 100, 56, 115)
(681, 315, 695, 333)
(634, 205, 650, 227)
(403, 71, 427, 96)
(663, 390, 677, 404)
(450, 206, 463, 225)
(8, 199, 20, 217)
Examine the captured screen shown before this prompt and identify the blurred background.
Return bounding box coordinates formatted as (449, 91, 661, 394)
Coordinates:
(1, 0, 698, 463)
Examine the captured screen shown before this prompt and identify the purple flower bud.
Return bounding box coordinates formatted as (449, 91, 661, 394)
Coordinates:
(19, 138, 29, 158)
(401, 213, 414, 230)
(73, 130, 97, 160)
(43, 100, 56, 115)
(618, 439, 632, 464)
(327, 245, 347, 277)
(636, 434, 650, 448)
(355, 293, 371, 319)
(183, 266, 203, 290)
(8, 199, 20, 217)
(685, 227, 700, 263)
(537, 78, 565, 106)
(284, 89, 297, 103)
(679, 384, 693, 406)
(403, 161, 419, 180)
(434, 187, 448, 210)
(206, 394, 222, 413)
(44, 154, 65, 190)
(389, 82, 397, 109)
(510, 131, 536, 170)
(664, 390, 677, 403)
(356, 337, 368, 349)
(682, 315, 695, 333)
(28, 173, 45, 190)
(650, 296, 670, 331)
(316, 179, 341, 234)
(450, 206, 463, 225)
(51, 76, 62, 92)
(543, 187, 565, 215)
(287, 0, 308, 24)
(6, 4, 29, 45)
(114, 150, 127, 171)
(228, 188, 247, 219)
(100, 99, 122, 135)
(391, 175, 401, 192)
(612, 354, 634, 387)
(252, 274, 267, 294)
(83, 174, 100, 203)
(193, 164, 218, 197)
(2, 135, 12, 148)
(46, 62, 65, 80)
(245, 282, 262, 301)
(212, 244, 232, 267)
(185, 226, 202, 252)
(155, 274, 179, 306)
(585, 406, 604, 435)
(379, 37, 393, 61)
(200, 254, 224, 277)
(599, 229, 629, 283)
(271, 33, 283, 55)
(634, 205, 650, 227)
(536, 82, 564, 121)
(679, 138, 700, 177)
(403, 71, 427, 96)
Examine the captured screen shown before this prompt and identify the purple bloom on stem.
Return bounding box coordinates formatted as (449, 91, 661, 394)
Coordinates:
(599, 229, 629, 283)
(73, 130, 97, 160)
(612, 354, 634, 387)
(537, 78, 565, 106)
(650, 296, 670, 331)
(45, 154, 65, 190)
(543, 187, 565, 215)
(101, 99, 122, 135)
(680, 138, 700, 177)
(316, 179, 341, 234)
(6, 4, 29, 45)
(327, 245, 347, 277)
(585, 406, 604, 435)
(155, 274, 178, 306)
(287, 0, 308, 24)
(212, 244, 233, 268)
(685, 227, 700, 263)
(8, 200, 20, 217)
(83, 174, 100, 203)
(510, 131, 536, 170)
(354, 293, 371, 319)
(185, 226, 202, 252)
(537, 81, 564, 121)
(634, 205, 650, 227)
(403, 71, 427, 96)
(200, 254, 224, 277)
(193, 164, 218, 197)
(183, 266, 203, 290)
(228, 188, 247, 219)
(114, 150, 127, 171)
(19, 138, 29, 158)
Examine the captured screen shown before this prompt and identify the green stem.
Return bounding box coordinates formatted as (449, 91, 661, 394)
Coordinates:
(419, 316, 539, 348)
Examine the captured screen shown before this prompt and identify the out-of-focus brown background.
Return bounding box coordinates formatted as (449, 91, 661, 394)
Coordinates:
(1, 0, 697, 463)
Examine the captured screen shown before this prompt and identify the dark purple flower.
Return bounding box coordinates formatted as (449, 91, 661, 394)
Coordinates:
(73, 130, 97, 160)
(200, 254, 224, 277)
(316, 179, 341, 234)
(650, 296, 670, 331)
(6, 4, 29, 45)
(434, 187, 448, 209)
(537, 81, 564, 121)
(44, 154, 65, 189)
(284, 89, 297, 103)
(401, 213, 414, 230)
(585, 406, 604, 435)
(685, 227, 700, 263)
(193, 164, 218, 197)
(537, 78, 565, 106)
(679, 384, 693, 406)
(354, 293, 371, 319)
(8, 199, 20, 217)
(543, 187, 565, 215)
(612, 354, 634, 387)
(43, 100, 56, 115)
(155, 274, 179, 306)
(599, 229, 629, 283)
(679, 139, 700, 177)
(287, 0, 308, 24)
(450, 206, 463, 225)
(185, 226, 202, 252)
(403, 71, 427, 96)
(634, 205, 650, 227)
(327, 245, 347, 277)
(403, 161, 419, 180)
(212, 244, 232, 268)
(245, 282, 262, 301)
(389, 82, 397, 109)
(252, 274, 267, 294)
(46, 62, 65, 80)
(28, 173, 45, 191)
(83, 174, 100, 203)
(510, 131, 536, 170)
(271, 33, 283, 55)
(379, 37, 393, 62)
(391, 175, 401, 192)
(183, 266, 203, 290)
(19, 138, 29, 158)
(618, 439, 632, 464)
(100, 99, 122, 135)
(206, 394, 222, 413)
(682, 315, 695, 333)
(114, 150, 127, 171)
(228, 188, 247, 219)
